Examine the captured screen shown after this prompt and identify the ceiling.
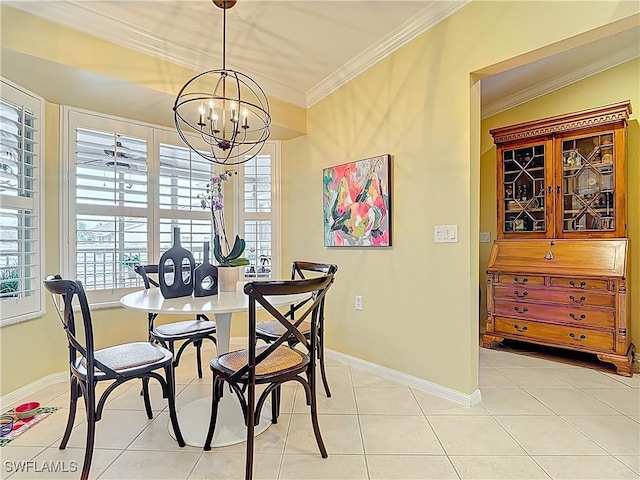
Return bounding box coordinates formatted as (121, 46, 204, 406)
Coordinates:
(3, 1, 639, 116)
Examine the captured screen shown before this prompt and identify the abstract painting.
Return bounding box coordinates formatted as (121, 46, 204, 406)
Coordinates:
(323, 154, 391, 247)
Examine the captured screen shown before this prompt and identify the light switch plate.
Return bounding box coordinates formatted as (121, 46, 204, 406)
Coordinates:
(480, 232, 491, 243)
(434, 225, 459, 243)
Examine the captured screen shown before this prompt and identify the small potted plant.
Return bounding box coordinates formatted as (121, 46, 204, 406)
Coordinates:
(0, 267, 19, 298)
(121, 253, 141, 278)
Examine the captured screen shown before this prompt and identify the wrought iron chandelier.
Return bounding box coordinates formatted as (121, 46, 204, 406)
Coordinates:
(173, 0, 271, 165)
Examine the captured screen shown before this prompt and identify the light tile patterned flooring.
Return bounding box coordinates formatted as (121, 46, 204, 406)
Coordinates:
(2, 340, 639, 479)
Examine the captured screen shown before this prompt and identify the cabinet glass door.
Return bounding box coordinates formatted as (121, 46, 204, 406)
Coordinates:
(502, 144, 546, 233)
(561, 133, 615, 232)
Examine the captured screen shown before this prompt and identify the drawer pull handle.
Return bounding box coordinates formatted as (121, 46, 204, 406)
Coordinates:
(569, 333, 586, 342)
(569, 295, 586, 304)
(513, 324, 528, 333)
(514, 306, 529, 314)
(569, 313, 586, 321)
(569, 280, 587, 289)
(514, 290, 528, 298)
(514, 277, 528, 285)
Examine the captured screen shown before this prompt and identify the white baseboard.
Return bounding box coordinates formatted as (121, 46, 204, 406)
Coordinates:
(326, 349, 482, 406)
(1, 347, 482, 411)
(0, 372, 67, 412)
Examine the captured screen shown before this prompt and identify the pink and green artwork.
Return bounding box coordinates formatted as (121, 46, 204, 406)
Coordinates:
(323, 154, 391, 247)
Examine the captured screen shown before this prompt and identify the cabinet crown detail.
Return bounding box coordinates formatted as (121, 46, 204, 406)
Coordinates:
(490, 101, 631, 144)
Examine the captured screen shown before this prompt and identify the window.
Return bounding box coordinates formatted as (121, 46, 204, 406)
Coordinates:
(62, 107, 279, 306)
(0, 79, 45, 326)
(238, 142, 280, 279)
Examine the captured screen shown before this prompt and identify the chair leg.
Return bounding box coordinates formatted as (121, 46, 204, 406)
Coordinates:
(141, 378, 153, 419)
(80, 384, 97, 480)
(270, 386, 279, 424)
(204, 377, 222, 451)
(318, 328, 331, 397)
(309, 369, 327, 458)
(60, 376, 79, 449)
(245, 382, 255, 480)
(164, 366, 185, 447)
(195, 339, 203, 379)
(318, 347, 331, 398)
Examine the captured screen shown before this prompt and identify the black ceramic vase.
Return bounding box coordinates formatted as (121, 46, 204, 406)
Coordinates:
(194, 241, 218, 297)
(158, 227, 195, 299)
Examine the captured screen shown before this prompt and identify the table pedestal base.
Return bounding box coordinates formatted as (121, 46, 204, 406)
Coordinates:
(169, 394, 272, 448)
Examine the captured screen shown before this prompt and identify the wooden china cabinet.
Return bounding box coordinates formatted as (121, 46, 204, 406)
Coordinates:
(482, 101, 635, 376)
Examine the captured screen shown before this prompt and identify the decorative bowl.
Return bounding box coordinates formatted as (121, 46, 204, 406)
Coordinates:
(14, 401, 40, 420)
(0, 415, 14, 437)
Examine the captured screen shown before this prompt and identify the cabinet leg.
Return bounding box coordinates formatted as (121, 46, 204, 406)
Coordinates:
(482, 334, 504, 349)
(597, 344, 635, 377)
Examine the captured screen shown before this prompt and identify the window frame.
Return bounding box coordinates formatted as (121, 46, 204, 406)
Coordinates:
(236, 141, 281, 281)
(0, 78, 46, 327)
(61, 106, 280, 306)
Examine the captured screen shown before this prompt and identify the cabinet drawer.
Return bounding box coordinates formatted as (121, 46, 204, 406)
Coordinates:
(550, 277, 608, 291)
(493, 299, 614, 328)
(495, 274, 544, 287)
(493, 285, 614, 308)
(494, 317, 614, 351)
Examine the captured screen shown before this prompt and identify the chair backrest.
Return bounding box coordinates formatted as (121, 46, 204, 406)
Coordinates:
(237, 275, 335, 383)
(134, 264, 160, 289)
(289, 261, 337, 321)
(291, 261, 338, 280)
(43, 275, 120, 380)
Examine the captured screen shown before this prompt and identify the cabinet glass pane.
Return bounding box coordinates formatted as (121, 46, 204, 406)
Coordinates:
(502, 144, 545, 233)
(561, 133, 615, 232)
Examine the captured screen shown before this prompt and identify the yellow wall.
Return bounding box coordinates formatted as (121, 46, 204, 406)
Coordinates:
(2, 2, 639, 395)
(479, 58, 640, 349)
(283, 3, 639, 394)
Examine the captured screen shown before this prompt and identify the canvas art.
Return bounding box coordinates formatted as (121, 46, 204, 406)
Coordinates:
(323, 154, 391, 247)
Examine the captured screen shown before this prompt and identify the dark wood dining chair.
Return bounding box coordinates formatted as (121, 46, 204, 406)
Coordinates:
(134, 264, 217, 378)
(255, 261, 338, 396)
(204, 274, 336, 480)
(43, 275, 184, 480)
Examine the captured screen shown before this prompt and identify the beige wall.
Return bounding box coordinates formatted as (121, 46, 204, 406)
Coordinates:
(1, 2, 639, 395)
(479, 58, 640, 348)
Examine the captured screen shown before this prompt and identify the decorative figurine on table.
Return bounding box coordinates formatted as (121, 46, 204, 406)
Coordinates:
(194, 241, 218, 297)
(159, 227, 196, 298)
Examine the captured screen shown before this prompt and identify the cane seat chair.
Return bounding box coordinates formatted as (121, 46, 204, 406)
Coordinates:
(204, 275, 336, 480)
(134, 264, 217, 379)
(43, 275, 184, 480)
(255, 261, 337, 396)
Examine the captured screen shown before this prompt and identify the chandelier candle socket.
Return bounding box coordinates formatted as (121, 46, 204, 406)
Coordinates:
(174, 0, 270, 165)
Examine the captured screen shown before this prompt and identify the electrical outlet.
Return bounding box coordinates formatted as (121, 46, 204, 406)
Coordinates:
(355, 295, 363, 310)
(480, 232, 491, 243)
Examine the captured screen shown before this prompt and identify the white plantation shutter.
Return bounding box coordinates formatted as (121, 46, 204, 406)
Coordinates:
(62, 108, 280, 304)
(158, 139, 215, 262)
(0, 79, 44, 325)
(64, 110, 151, 304)
(238, 142, 280, 279)
(62, 111, 222, 305)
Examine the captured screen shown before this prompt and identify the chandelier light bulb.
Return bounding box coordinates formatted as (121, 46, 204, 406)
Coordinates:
(198, 103, 207, 127)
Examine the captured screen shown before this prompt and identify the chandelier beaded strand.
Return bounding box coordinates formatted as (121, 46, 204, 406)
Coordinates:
(173, 0, 271, 165)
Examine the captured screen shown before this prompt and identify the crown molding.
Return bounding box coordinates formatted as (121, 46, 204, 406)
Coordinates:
(305, 0, 470, 108)
(482, 44, 639, 119)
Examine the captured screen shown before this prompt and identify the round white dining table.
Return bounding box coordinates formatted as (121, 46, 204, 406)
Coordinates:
(120, 283, 310, 448)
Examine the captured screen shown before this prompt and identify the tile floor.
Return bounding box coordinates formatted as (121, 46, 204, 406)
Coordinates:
(1, 340, 639, 479)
